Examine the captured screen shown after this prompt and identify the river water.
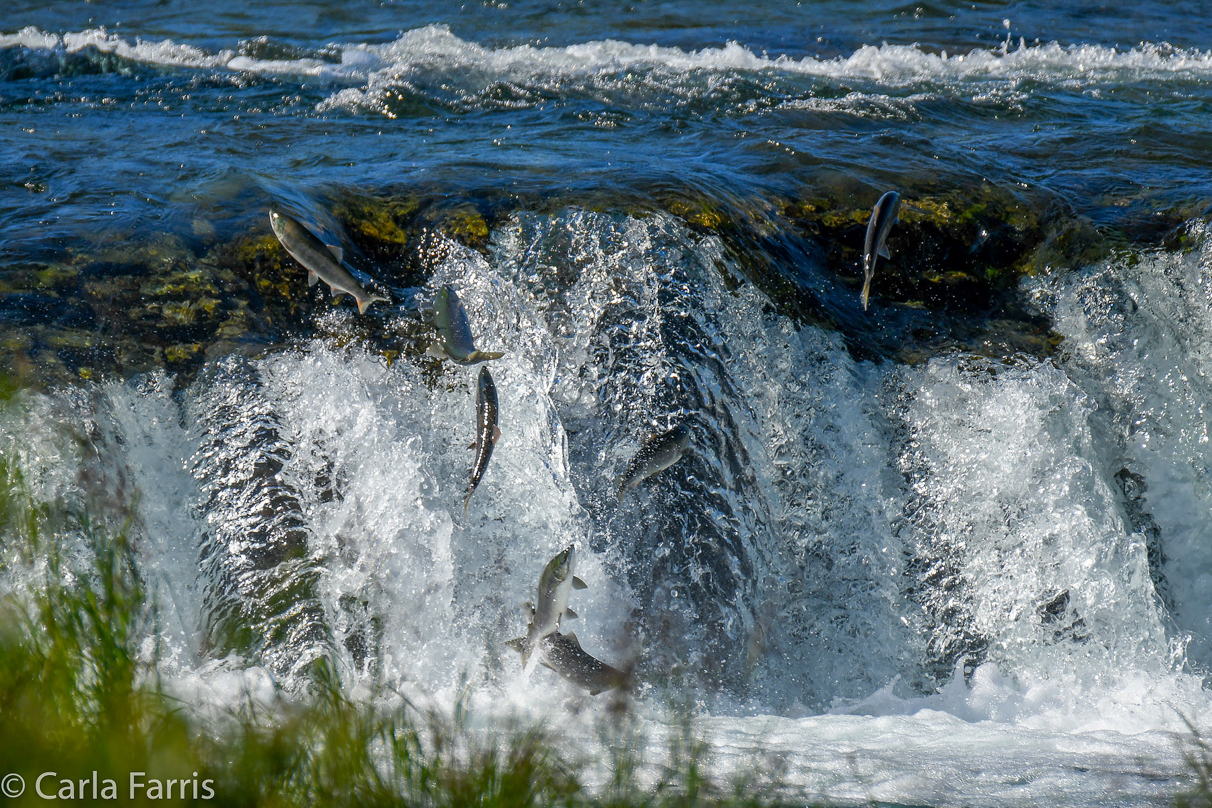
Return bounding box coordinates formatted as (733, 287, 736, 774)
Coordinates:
(3, 2, 1212, 805)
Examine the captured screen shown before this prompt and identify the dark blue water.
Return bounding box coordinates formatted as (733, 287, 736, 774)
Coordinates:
(6, 6, 1212, 804)
(3, 0, 1211, 263)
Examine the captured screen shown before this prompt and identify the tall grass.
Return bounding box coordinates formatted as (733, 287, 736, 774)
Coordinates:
(1176, 713, 1212, 808)
(0, 447, 790, 807)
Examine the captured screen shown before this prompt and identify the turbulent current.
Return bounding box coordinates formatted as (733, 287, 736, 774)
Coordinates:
(5, 210, 1212, 804)
(4, 2, 1212, 805)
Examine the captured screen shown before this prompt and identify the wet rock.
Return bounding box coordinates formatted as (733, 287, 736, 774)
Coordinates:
(0, 293, 67, 327)
(330, 189, 493, 280)
(0, 181, 1198, 391)
(209, 232, 312, 326)
(783, 181, 1045, 310)
(331, 192, 418, 261)
(1036, 589, 1089, 644)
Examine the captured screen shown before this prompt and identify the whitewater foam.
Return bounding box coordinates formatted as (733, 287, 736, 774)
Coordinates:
(5, 24, 1212, 117)
(1030, 222, 1212, 677)
(3, 210, 1212, 804)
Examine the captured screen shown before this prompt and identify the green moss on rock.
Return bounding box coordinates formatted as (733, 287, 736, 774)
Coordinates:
(436, 203, 490, 248)
(332, 193, 418, 257)
(781, 181, 1047, 313)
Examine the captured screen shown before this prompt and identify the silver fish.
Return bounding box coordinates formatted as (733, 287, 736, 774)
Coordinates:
(507, 630, 629, 696)
(616, 423, 691, 502)
(505, 544, 587, 665)
(861, 190, 901, 311)
(428, 285, 505, 365)
(268, 207, 389, 314)
(464, 365, 500, 515)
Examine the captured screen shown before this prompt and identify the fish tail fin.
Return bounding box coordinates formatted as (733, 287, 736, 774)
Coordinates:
(469, 350, 505, 362)
(860, 278, 872, 311)
(506, 638, 534, 667)
(356, 295, 389, 315)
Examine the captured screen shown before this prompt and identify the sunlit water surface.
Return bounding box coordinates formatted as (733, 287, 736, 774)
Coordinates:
(4, 2, 1212, 804)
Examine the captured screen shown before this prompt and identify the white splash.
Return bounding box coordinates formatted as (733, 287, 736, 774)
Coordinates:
(4, 24, 1212, 117)
(3, 211, 1212, 805)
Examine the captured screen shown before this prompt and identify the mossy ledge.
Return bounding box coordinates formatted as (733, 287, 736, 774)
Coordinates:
(0, 190, 504, 389)
(0, 182, 1195, 388)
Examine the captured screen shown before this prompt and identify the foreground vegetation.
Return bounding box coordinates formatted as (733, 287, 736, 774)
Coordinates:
(3, 417, 1211, 808)
(0, 453, 789, 807)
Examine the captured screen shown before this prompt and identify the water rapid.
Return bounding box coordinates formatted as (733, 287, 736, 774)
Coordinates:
(3, 210, 1212, 804)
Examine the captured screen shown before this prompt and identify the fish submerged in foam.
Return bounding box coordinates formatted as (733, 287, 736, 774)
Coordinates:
(268, 207, 389, 314)
(464, 365, 500, 515)
(616, 423, 691, 502)
(507, 630, 629, 696)
(428, 285, 505, 365)
(860, 190, 901, 311)
(505, 544, 587, 665)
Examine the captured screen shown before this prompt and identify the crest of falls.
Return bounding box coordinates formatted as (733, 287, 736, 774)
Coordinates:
(3, 211, 1212, 736)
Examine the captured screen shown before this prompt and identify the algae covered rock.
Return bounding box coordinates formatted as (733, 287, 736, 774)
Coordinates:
(782, 181, 1046, 313)
(0, 178, 1190, 391)
(757, 180, 1067, 362)
(330, 189, 494, 276)
(332, 192, 417, 260)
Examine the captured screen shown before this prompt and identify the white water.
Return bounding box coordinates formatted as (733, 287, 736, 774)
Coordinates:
(4, 211, 1212, 805)
(3, 24, 1211, 117)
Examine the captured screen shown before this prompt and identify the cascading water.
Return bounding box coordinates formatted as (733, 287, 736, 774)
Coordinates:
(6, 5, 1212, 800)
(4, 209, 1212, 804)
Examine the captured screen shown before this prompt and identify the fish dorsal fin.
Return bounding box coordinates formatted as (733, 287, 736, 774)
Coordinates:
(492, 425, 501, 444)
(572, 576, 588, 591)
(326, 243, 344, 263)
(565, 632, 581, 648)
(468, 440, 477, 450)
(504, 637, 525, 653)
(564, 608, 578, 620)
(878, 245, 891, 260)
(308, 269, 320, 287)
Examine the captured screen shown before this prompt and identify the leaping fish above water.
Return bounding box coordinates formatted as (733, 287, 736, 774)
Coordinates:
(860, 190, 901, 311)
(464, 365, 500, 516)
(506, 630, 629, 696)
(616, 423, 691, 503)
(268, 207, 389, 314)
(428, 285, 505, 365)
(505, 544, 587, 665)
